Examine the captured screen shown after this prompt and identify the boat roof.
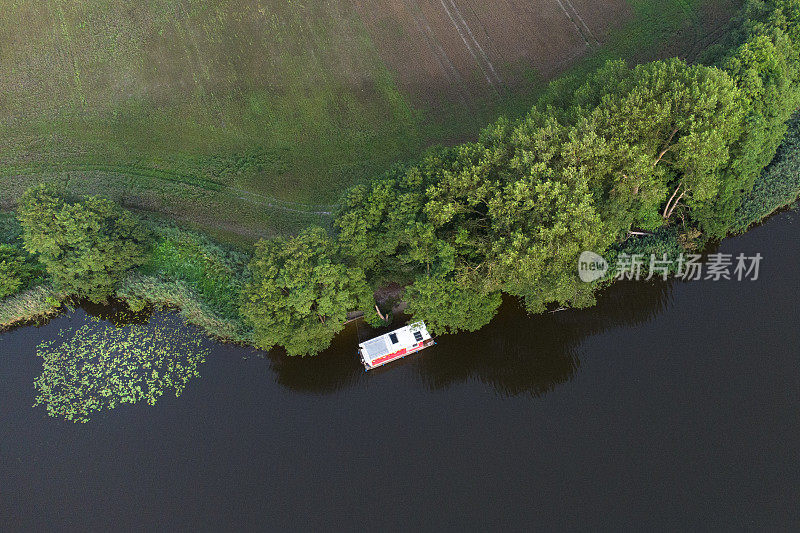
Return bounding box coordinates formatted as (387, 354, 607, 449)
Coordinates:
(361, 335, 392, 360)
(359, 321, 431, 361)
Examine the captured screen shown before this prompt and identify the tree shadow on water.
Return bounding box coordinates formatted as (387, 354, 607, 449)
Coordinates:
(79, 298, 153, 326)
(267, 279, 675, 397)
(264, 321, 367, 394)
(417, 280, 675, 397)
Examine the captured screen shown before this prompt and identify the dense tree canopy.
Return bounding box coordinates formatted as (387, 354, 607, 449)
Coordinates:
(404, 273, 502, 334)
(569, 59, 745, 233)
(705, 11, 800, 235)
(734, 113, 800, 230)
(240, 227, 375, 356)
(17, 186, 151, 302)
(328, 0, 800, 340)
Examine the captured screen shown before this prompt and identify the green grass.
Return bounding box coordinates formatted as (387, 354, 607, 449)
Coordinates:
(519, 0, 742, 103)
(0, 0, 742, 239)
(406, 0, 743, 143)
(115, 220, 253, 341)
(0, 284, 65, 330)
(140, 222, 249, 320)
(0, 1, 422, 204)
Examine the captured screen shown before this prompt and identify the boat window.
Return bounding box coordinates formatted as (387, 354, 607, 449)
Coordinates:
(389, 333, 399, 344)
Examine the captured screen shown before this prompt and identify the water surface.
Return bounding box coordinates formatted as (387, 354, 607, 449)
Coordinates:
(1, 211, 799, 530)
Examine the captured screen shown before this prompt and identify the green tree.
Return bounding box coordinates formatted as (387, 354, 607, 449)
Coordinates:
(334, 152, 450, 281)
(405, 273, 502, 334)
(241, 227, 374, 356)
(0, 243, 44, 298)
(487, 171, 605, 312)
(733, 112, 800, 231)
(561, 59, 746, 234)
(329, 0, 800, 338)
(17, 186, 151, 302)
(704, 18, 800, 236)
(421, 119, 607, 314)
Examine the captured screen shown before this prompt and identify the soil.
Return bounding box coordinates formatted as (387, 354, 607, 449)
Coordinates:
(354, 0, 631, 112)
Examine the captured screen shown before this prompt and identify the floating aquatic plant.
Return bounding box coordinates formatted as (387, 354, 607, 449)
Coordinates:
(33, 318, 208, 423)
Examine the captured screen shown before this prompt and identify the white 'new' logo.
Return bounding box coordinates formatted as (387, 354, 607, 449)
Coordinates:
(578, 251, 608, 283)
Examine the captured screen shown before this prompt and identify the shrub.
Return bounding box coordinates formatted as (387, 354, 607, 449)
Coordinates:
(733, 113, 800, 232)
(603, 227, 687, 279)
(0, 243, 45, 298)
(0, 212, 22, 244)
(405, 274, 502, 334)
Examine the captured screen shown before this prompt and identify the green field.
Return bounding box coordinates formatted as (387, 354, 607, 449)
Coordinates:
(0, 0, 741, 240)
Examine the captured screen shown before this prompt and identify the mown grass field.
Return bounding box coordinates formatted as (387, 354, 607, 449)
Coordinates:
(1, 0, 742, 240)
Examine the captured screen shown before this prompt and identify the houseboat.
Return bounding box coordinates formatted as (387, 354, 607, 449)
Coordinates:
(359, 321, 435, 370)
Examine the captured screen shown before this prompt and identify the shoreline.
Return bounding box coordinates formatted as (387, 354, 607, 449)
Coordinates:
(3, 198, 797, 345)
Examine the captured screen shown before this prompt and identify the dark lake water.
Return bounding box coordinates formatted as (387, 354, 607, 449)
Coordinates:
(2, 211, 799, 531)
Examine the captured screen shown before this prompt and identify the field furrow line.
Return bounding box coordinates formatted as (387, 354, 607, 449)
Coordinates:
(438, 0, 496, 88)
(404, 0, 472, 104)
(447, 0, 504, 87)
(552, 0, 592, 46)
(561, 0, 600, 45)
(552, 0, 586, 43)
(687, 19, 729, 63)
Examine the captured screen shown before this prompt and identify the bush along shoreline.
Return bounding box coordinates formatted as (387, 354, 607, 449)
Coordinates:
(3, 0, 800, 355)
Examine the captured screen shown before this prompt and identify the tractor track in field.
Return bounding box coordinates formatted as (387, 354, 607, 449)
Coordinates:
(460, 0, 510, 81)
(439, 0, 503, 89)
(674, 0, 704, 60)
(231, 189, 336, 216)
(7, 167, 338, 217)
(357, 0, 627, 111)
(403, 0, 473, 105)
(556, 0, 600, 46)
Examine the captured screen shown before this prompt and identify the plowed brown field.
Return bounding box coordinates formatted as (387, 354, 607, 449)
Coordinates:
(355, 0, 630, 110)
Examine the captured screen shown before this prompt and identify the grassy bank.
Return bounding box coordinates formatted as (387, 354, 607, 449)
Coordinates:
(117, 220, 253, 342)
(0, 212, 253, 338)
(10, 0, 797, 353)
(4, 106, 800, 339)
(0, 285, 67, 330)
